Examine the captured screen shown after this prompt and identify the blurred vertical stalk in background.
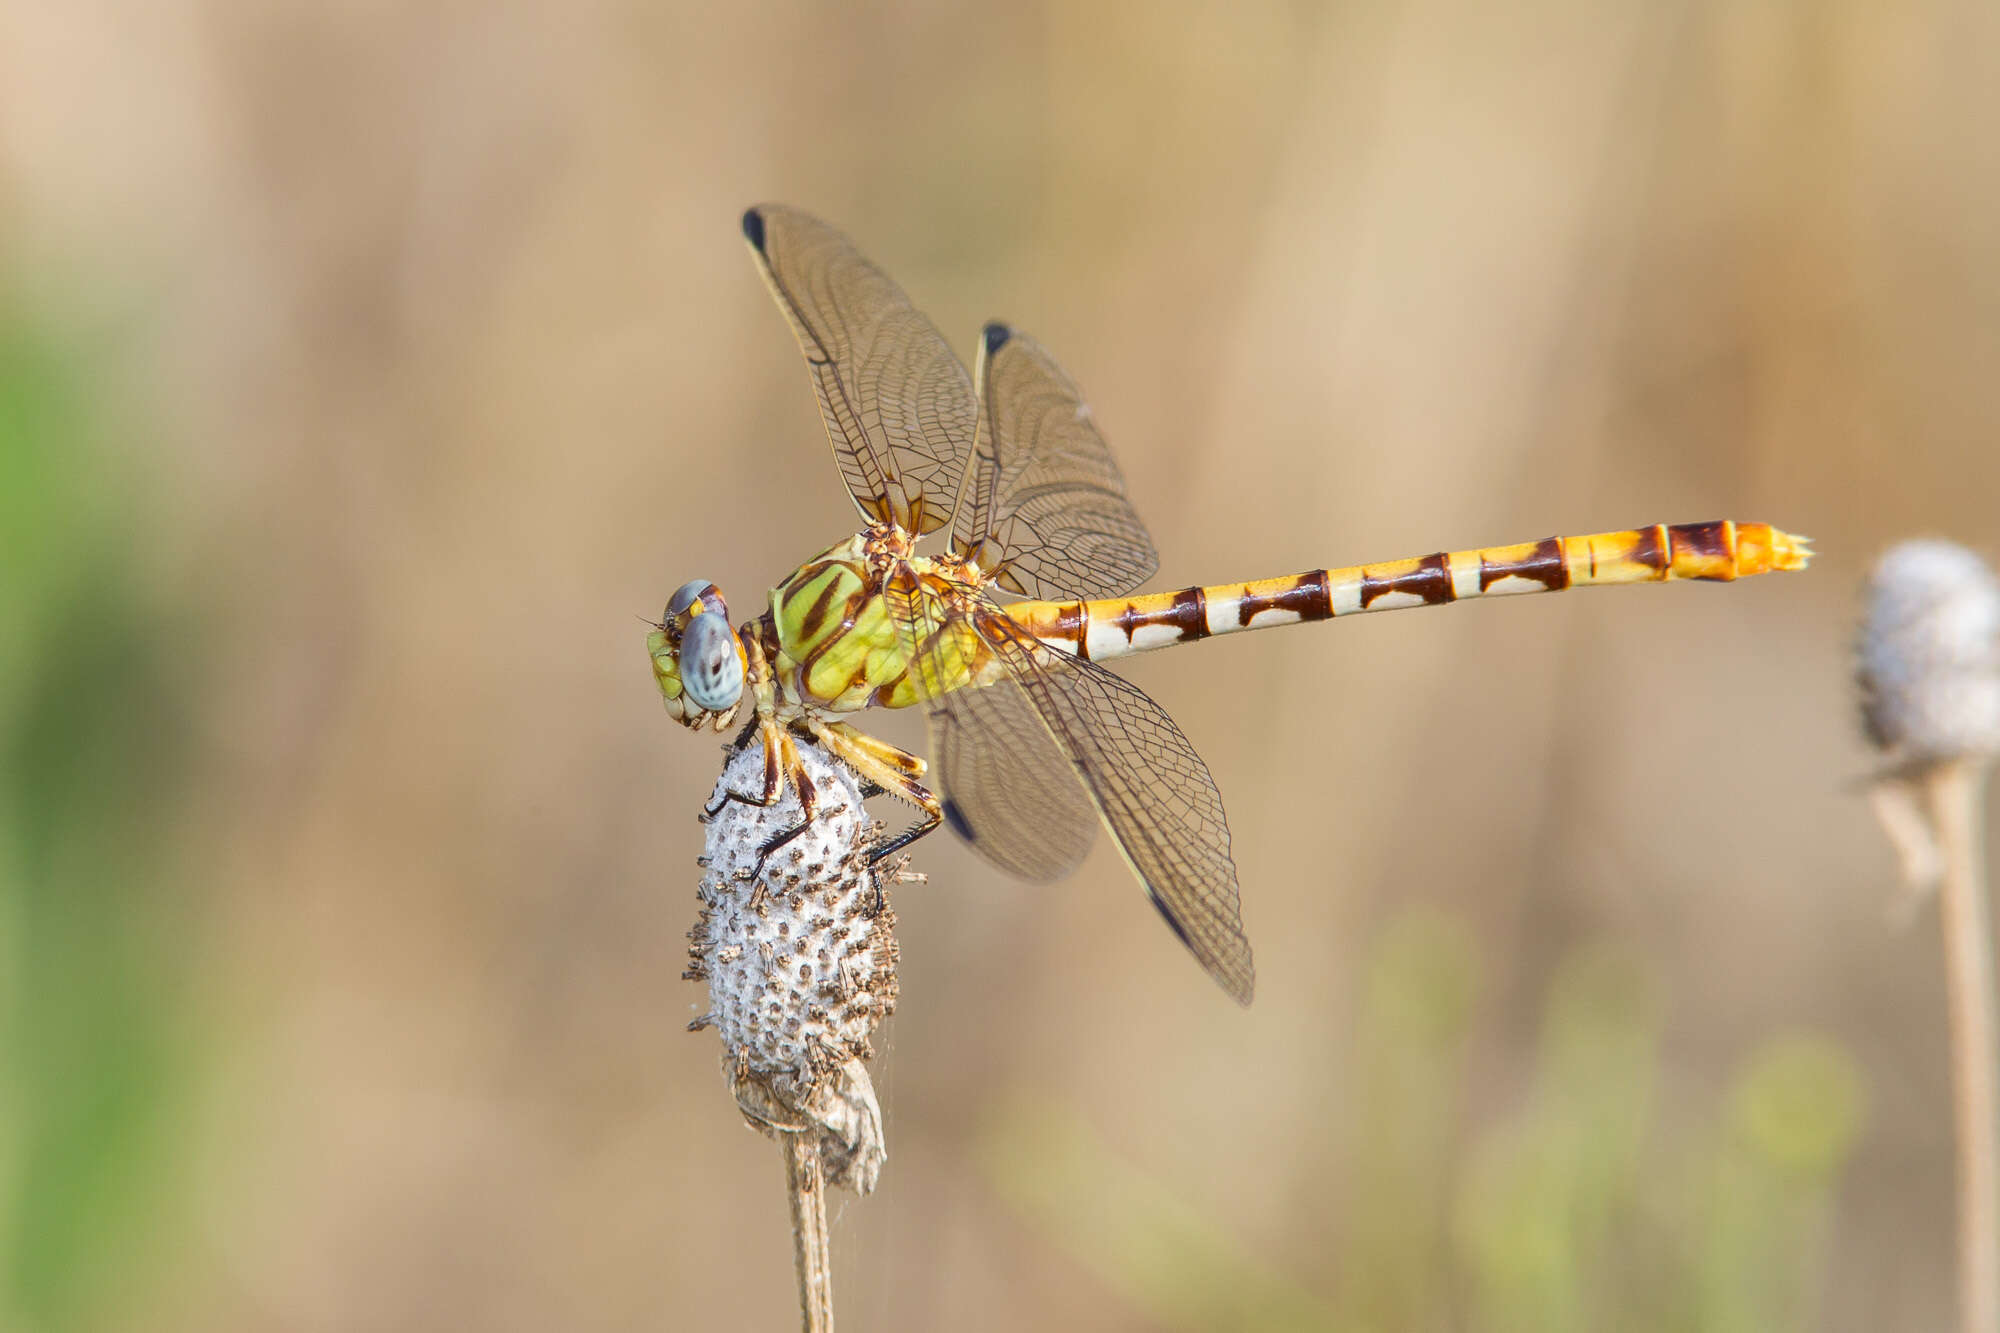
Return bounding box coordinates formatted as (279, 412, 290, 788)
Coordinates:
(1858, 540, 2000, 1333)
(0, 291, 204, 1331)
(1933, 760, 1998, 1333)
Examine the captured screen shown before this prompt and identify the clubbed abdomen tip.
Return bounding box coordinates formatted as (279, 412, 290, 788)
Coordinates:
(1738, 523, 1814, 574)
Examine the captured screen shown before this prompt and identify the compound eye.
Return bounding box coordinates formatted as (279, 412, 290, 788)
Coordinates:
(679, 612, 743, 712)
(666, 579, 712, 622)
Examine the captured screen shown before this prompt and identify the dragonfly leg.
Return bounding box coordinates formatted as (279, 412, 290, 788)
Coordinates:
(804, 718, 942, 865)
(707, 631, 820, 817)
(709, 718, 828, 882)
(870, 805, 943, 864)
(706, 720, 783, 816)
(774, 721, 820, 820)
(703, 712, 821, 822)
(702, 787, 766, 819)
(746, 809, 815, 882)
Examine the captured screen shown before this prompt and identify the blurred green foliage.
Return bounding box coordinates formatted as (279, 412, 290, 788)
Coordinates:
(981, 909, 1866, 1333)
(980, 1095, 1336, 1331)
(0, 296, 200, 1332)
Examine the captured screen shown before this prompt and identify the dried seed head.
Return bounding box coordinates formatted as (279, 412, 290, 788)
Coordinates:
(1857, 539, 2000, 765)
(691, 737, 902, 1192)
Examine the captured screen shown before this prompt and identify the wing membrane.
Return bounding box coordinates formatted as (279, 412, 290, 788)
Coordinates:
(932, 675, 1101, 883)
(951, 323, 1159, 599)
(882, 573, 1097, 882)
(980, 610, 1253, 1003)
(742, 205, 976, 534)
(887, 569, 1254, 1004)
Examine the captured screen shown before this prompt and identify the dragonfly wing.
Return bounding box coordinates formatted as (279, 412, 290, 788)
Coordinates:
(742, 205, 976, 534)
(882, 573, 1098, 881)
(974, 608, 1255, 1005)
(932, 674, 1101, 883)
(951, 322, 1159, 600)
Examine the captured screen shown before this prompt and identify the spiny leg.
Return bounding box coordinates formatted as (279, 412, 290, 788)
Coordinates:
(704, 631, 820, 823)
(700, 719, 767, 817)
(805, 718, 943, 865)
(746, 808, 816, 884)
(736, 718, 834, 879)
(707, 644, 825, 876)
(870, 811, 944, 865)
(704, 716, 820, 819)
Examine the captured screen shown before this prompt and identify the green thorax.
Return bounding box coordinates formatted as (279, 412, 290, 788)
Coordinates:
(769, 532, 994, 713)
(769, 534, 910, 711)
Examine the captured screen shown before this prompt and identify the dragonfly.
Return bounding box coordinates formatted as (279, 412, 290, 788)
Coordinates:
(648, 204, 1812, 1006)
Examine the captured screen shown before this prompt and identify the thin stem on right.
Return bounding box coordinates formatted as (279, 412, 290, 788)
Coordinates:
(1856, 538, 2000, 1331)
(1929, 760, 1999, 1333)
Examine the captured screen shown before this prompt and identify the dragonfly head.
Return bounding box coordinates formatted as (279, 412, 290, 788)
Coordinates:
(649, 579, 745, 730)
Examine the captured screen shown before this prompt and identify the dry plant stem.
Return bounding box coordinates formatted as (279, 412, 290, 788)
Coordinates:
(1872, 779, 1947, 923)
(1929, 759, 1999, 1333)
(783, 1132, 835, 1333)
(691, 739, 901, 1330)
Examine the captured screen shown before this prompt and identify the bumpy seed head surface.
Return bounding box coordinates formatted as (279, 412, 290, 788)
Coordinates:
(687, 738, 902, 1192)
(689, 741, 900, 1081)
(1858, 539, 2000, 764)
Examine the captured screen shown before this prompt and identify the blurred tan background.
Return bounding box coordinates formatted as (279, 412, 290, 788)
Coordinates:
(3, 2, 1998, 1329)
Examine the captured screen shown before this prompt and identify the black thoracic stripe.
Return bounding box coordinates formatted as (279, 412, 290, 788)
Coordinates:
(1480, 536, 1570, 592)
(1360, 553, 1453, 609)
(794, 567, 874, 686)
(796, 569, 849, 642)
(795, 624, 847, 685)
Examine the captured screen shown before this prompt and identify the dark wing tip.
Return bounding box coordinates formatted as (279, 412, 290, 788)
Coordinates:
(941, 797, 976, 843)
(1206, 943, 1257, 1007)
(982, 321, 1013, 356)
(1147, 888, 1256, 1005)
(741, 206, 768, 251)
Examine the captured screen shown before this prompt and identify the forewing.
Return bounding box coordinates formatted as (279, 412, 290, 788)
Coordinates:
(974, 608, 1255, 1005)
(951, 323, 1159, 600)
(742, 205, 976, 534)
(881, 573, 1098, 882)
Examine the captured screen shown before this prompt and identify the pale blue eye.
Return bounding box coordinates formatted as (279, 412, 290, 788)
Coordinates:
(666, 579, 711, 621)
(680, 613, 742, 712)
